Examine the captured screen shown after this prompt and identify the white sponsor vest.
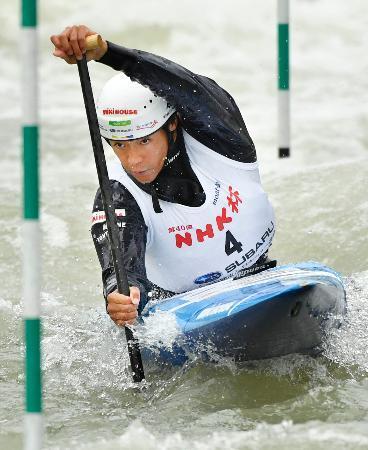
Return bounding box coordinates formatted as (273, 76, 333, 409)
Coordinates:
(107, 130, 275, 293)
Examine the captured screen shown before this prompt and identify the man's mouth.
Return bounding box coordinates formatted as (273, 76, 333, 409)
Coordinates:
(131, 169, 152, 176)
(130, 168, 156, 181)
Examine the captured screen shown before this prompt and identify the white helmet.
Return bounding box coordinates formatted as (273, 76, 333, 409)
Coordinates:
(96, 73, 176, 141)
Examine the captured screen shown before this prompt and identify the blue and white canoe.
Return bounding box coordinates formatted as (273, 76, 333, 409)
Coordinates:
(141, 262, 346, 365)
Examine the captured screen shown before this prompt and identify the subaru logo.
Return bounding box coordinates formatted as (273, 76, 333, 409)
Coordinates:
(194, 271, 222, 285)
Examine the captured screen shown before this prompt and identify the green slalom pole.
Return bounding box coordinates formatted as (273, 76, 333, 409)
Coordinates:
(278, 0, 290, 158)
(21, 1, 42, 449)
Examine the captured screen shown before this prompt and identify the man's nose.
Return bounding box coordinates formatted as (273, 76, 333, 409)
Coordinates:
(127, 149, 144, 168)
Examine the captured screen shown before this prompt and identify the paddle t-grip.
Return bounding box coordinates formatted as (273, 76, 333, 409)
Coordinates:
(85, 34, 103, 51)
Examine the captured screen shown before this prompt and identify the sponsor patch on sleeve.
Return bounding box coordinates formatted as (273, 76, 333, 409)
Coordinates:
(91, 209, 126, 225)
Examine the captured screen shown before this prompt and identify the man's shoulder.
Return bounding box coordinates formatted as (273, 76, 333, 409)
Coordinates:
(92, 179, 136, 211)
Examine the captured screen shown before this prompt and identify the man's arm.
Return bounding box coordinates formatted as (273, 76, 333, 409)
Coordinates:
(91, 180, 151, 315)
(98, 42, 257, 163)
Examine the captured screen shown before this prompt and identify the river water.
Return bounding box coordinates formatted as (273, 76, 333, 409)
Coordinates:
(1, 0, 368, 448)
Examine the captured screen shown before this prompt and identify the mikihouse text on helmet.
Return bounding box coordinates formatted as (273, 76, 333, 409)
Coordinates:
(97, 73, 176, 140)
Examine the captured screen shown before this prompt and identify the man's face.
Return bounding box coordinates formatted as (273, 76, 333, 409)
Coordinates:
(109, 126, 173, 184)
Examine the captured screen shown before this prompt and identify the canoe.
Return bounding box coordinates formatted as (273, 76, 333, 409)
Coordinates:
(141, 262, 346, 366)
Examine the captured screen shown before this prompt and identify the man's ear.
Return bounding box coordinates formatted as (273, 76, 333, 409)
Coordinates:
(168, 114, 179, 132)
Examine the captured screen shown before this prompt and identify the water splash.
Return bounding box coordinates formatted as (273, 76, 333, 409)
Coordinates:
(134, 309, 180, 351)
(41, 300, 137, 396)
(323, 271, 368, 375)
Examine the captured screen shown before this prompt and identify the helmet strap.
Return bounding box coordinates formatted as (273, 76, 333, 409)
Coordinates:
(150, 183, 163, 213)
(164, 127, 180, 168)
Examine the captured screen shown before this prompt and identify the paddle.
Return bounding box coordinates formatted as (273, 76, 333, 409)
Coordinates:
(77, 34, 145, 382)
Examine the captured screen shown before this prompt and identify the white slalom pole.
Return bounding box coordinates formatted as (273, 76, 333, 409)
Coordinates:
(278, 0, 290, 158)
(21, 1, 43, 449)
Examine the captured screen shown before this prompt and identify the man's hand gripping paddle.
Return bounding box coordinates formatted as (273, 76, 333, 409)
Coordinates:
(77, 34, 145, 383)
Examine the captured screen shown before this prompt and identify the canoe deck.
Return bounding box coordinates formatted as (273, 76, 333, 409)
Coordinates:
(141, 262, 346, 365)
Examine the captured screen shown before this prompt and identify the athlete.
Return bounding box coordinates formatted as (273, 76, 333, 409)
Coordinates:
(51, 25, 276, 327)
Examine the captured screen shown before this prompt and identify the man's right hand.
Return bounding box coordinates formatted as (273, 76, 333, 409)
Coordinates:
(107, 287, 140, 327)
(50, 25, 108, 64)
